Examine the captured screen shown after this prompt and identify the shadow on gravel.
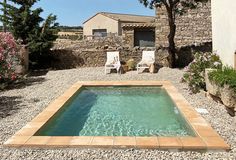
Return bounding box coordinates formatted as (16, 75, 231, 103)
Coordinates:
(28, 70, 49, 77)
(7, 77, 46, 90)
(0, 96, 24, 119)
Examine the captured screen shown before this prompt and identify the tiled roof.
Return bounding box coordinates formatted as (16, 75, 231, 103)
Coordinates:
(122, 23, 156, 28)
(84, 12, 155, 24)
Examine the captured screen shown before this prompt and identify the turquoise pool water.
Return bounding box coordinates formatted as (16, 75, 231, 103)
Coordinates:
(35, 86, 195, 136)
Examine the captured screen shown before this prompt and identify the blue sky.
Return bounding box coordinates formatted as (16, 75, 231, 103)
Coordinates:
(31, 0, 155, 26)
(0, 0, 155, 26)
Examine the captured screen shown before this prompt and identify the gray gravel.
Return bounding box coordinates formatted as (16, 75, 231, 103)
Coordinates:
(0, 67, 235, 160)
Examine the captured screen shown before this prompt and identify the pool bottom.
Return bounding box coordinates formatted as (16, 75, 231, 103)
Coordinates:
(35, 86, 195, 137)
(4, 81, 230, 150)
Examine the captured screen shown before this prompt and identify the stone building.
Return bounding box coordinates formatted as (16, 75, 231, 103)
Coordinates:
(83, 12, 155, 39)
(122, 1, 212, 49)
(84, 2, 211, 48)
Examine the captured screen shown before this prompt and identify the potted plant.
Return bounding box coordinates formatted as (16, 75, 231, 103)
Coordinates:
(206, 66, 236, 115)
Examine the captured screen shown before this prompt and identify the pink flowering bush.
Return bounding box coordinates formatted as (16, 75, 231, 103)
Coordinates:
(182, 52, 222, 93)
(0, 32, 20, 83)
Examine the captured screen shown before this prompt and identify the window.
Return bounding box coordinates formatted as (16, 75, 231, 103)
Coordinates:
(92, 29, 107, 38)
(134, 29, 155, 47)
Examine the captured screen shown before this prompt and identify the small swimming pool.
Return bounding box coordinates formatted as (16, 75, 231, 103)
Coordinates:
(5, 81, 229, 150)
(35, 86, 195, 137)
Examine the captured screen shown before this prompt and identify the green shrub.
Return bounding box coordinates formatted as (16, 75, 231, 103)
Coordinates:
(208, 66, 236, 93)
(182, 52, 222, 93)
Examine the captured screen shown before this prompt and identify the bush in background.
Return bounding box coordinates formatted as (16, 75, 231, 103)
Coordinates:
(1, 0, 59, 69)
(126, 59, 136, 70)
(182, 52, 222, 93)
(0, 32, 20, 84)
(208, 66, 236, 94)
(28, 14, 59, 67)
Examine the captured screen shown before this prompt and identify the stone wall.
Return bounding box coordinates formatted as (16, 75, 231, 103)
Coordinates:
(51, 37, 163, 69)
(51, 38, 211, 69)
(122, 28, 134, 49)
(49, 49, 106, 69)
(51, 48, 168, 69)
(156, 1, 212, 47)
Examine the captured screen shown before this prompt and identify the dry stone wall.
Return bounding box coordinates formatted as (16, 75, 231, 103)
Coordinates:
(51, 37, 157, 69)
(122, 28, 134, 49)
(51, 38, 210, 69)
(156, 1, 212, 47)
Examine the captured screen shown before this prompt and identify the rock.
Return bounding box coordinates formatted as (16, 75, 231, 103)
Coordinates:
(104, 45, 109, 49)
(108, 46, 114, 50)
(205, 68, 236, 113)
(220, 85, 236, 109)
(133, 46, 140, 50)
(117, 46, 123, 51)
(156, 49, 170, 67)
(205, 68, 220, 96)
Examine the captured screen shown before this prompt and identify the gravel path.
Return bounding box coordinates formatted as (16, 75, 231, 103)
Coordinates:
(0, 67, 235, 160)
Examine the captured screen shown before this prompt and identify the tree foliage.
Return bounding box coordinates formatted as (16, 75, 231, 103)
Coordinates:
(58, 26, 83, 32)
(139, 0, 208, 67)
(0, 0, 59, 66)
(139, 0, 207, 10)
(28, 14, 59, 63)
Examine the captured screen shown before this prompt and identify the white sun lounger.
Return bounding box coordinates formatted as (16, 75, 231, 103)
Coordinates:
(105, 51, 121, 74)
(137, 51, 155, 74)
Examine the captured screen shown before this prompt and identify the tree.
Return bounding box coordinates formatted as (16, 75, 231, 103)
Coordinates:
(139, 0, 208, 67)
(0, 0, 58, 66)
(2, 0, 7, 32)
(0, 0, 44, 44)
(28, 14, 59, 64)
(0, 0, 8, 32)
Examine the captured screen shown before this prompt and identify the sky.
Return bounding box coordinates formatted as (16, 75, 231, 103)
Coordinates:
(36, 0, 155, 26)
(0, 0, 155, 26)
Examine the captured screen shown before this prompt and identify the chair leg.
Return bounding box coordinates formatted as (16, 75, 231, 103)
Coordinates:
(137, 65, 140, 74)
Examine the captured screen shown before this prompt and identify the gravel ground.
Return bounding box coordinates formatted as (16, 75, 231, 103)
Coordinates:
(0, 67, 235, 160)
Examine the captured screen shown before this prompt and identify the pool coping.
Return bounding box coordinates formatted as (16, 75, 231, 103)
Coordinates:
(4, 81, 230, 151)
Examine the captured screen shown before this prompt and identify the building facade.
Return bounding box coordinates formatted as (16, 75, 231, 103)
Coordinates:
(122, 1, 212, 49)
(83, 12, 155, 39)
(211, 0, 236, 68)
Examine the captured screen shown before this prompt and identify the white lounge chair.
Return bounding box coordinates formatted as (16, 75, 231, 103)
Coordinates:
(137, 51, 155, 74)
(105, 51, 121, 74)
